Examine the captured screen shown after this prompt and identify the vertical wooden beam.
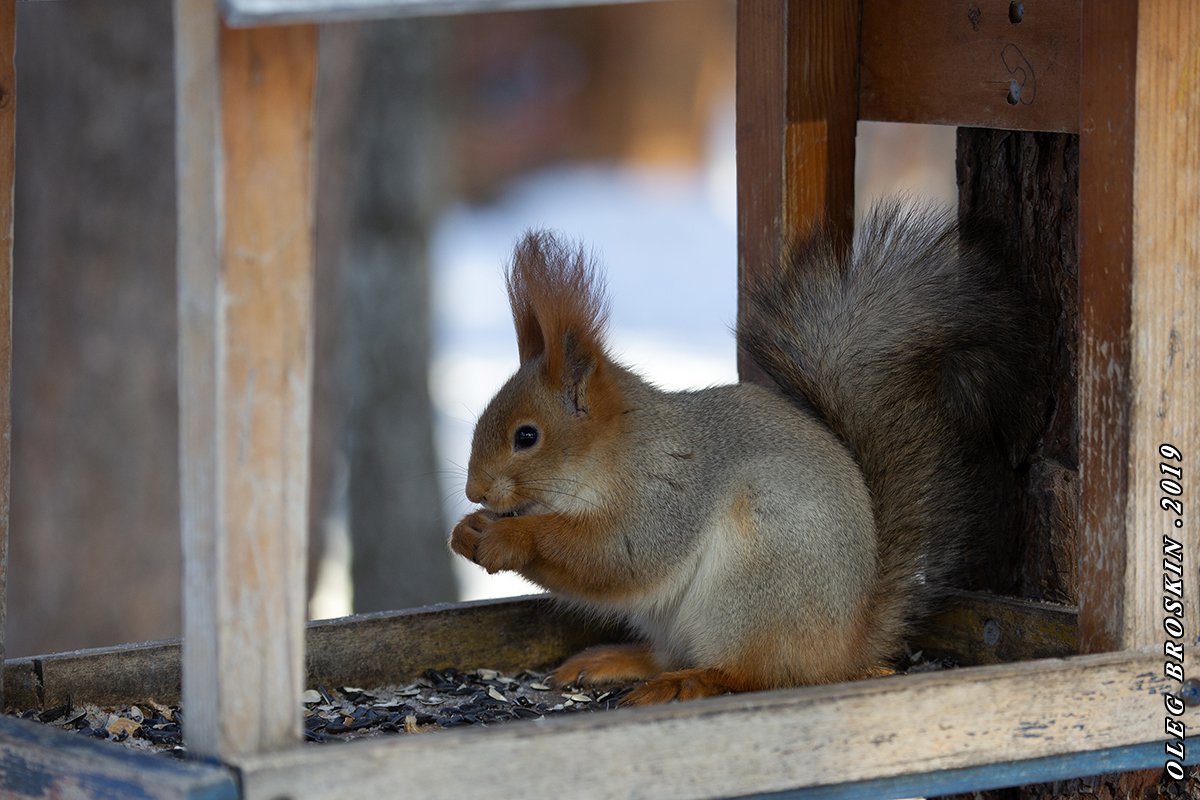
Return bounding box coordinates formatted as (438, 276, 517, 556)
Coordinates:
(1124, 1, 1200, 650)
(736, 0, 859, 381)
(1077, 1, 1138, 654)
(174, 0, 317, 758)
(0, 0, 15, 708)
(1080, 0, 1200, 653)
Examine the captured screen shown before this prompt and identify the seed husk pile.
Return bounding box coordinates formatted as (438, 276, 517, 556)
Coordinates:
(9, 649, 948, 758)
(10, 668, 631, 758)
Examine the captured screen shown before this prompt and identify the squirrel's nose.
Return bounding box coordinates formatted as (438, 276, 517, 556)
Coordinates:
(465, 478, 486, 505)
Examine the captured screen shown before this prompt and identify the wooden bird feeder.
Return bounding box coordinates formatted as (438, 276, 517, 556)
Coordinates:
(0, 0, 1197, 797)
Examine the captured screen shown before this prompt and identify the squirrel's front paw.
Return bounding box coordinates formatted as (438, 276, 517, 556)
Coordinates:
(449, 510, 532, 574)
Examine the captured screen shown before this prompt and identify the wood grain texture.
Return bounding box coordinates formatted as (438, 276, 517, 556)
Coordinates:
(1124, 1, 1200, 650)
(0, 714, 237, 800)
(860, 0, 1080, 133)
(234, 649, 1177, 800)
(736, 0, 858, 380)
(913, 590, 1077, 664)
(4, 592, 1074, 712)
(174, 0, 317, 759)
(956, 129, 1080, 604)
(0, 0, 13, 710)
(1076, 0, 1138, 655)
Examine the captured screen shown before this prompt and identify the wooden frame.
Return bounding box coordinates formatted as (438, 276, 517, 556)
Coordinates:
(0, 0, 14, 712)
(2, 0, 1198, 797)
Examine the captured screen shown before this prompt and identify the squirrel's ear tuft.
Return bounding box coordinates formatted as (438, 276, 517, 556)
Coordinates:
(507, 231, 610, 407)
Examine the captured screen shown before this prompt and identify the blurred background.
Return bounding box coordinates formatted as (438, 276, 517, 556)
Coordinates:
(6, 0, 953, 657)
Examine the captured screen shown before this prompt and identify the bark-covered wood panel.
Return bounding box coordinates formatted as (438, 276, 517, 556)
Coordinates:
(956, 128, 1079, 605)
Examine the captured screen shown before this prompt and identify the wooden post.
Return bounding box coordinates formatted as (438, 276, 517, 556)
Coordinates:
(1123, 2, 1200, 649)
(1078, 1, 1200, 654)
(1077, 0, 1138, 654)
(174, 0, 318, 758)
(0, 0, 15, 709)
(735, 0, 859, 381)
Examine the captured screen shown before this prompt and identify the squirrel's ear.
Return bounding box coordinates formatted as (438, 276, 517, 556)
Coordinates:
(558, 330, 608, 416)
(509, 235, 549, 364)
(506, 232, 611, 415)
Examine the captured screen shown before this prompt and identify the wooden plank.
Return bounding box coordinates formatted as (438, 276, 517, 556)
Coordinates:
(3, 596, 617, 710)
(304, 596, 620, 691)
(174, 0, 317, 759)
(4, 592, 1074, 711)
(735, 0, 858, 380)
(219, 0, 666, 26)
(0, 714, 237, 800)
(234, 649, 1177, 800)
(860, 0, 1080, 133)
(913, 590, 1077, 664)
(0, 0, 13, 712)
(5, 639, 183, 712)
(1076, 0, 1138, 654)
(1124, 2, 1200, 649)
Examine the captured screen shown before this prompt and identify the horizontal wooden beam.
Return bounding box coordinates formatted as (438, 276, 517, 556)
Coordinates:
(234, 648, 1179, 799)
(913, 590, 1078, 664)
(219, 0, 668, 26)
(2, 595, 619, 711)
(3, 593, 1072, 712)
(859, 0, 1080, 132)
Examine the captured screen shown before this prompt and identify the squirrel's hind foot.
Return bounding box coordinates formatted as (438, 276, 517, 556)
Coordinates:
(620, 667, 762, 705)
(551, 642, 660, 688)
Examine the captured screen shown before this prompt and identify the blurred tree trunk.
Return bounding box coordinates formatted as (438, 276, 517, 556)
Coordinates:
(8, 1, 180, 655)
(333, 19, 458, 612)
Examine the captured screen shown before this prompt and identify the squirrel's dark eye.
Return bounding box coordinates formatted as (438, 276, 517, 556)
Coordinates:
(513, 425, 539, 450)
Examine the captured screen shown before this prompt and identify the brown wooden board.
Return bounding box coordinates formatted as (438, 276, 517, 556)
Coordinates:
(914, 590, 1077, 665)
(0, 0, 14, 710)
(736, 0, 858, 381)
(0, 713, 236, 800)
(860, 0, 1080, 133)
(1076, 0, 1137, 655)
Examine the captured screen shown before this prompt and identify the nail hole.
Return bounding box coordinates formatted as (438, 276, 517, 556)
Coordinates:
(983, 619, 1002, 647)
(1009, 1, 1024, 24)
(1007, 79, 1021, 105)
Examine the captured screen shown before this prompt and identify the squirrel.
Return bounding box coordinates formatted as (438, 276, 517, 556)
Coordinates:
(449, 199, 1043, 705)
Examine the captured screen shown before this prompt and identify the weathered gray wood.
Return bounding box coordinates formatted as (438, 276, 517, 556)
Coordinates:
(234, 649, 1177, 800)
(220, 0, 667, 26)
(0, 714, 237, 800)
(305, 596, 619, 690)
(1121, 0, 1199, 652)
(3, 595, 620, 710)
(174, 0, 317, 759)
(4, 592, 1075, 712)
(0, 0, 13, 711)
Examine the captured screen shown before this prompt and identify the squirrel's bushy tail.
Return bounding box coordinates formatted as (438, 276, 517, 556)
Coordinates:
(740, 199, 1043, 660)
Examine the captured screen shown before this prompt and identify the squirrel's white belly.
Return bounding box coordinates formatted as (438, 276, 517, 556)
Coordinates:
(620, 511, 742, 669)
